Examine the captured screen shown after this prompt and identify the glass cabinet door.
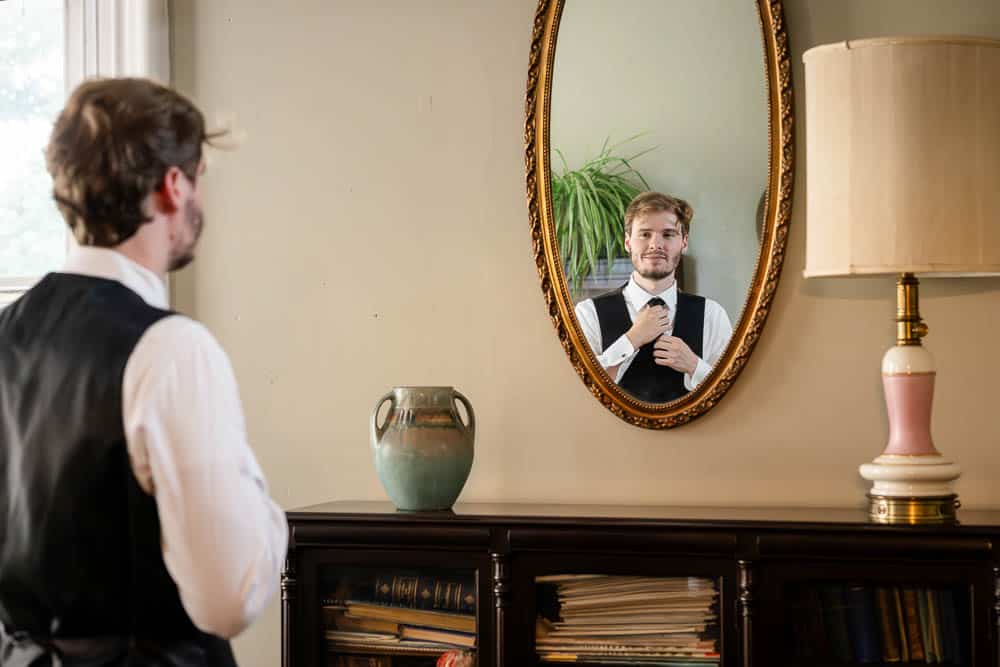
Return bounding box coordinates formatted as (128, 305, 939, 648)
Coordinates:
(535, 573, 722, 666)
(510, 551, 736, 667)
(300, 550, 489, 667)
(756, 558, 992, 667)
(781, 580, 970, 666)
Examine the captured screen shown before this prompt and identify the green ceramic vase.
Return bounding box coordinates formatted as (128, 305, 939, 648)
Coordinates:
(370, 386, 475, 511)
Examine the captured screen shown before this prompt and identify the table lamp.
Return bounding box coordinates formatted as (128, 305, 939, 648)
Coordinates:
(803, 36, 1000, 524)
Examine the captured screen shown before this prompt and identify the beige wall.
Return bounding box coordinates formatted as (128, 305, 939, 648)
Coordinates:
(551, 0, 767, 320)
(170, 1, 1000, 665)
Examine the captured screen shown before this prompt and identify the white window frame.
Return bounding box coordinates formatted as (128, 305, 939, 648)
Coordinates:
(65, 0, 171, 86)
(1, 0, 170, 308)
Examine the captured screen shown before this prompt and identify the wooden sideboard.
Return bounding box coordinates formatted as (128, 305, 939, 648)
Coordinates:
(283, 501, 1000, 667)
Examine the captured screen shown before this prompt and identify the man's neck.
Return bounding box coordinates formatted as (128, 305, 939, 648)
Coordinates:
(113, 225, 170, 280)
(632, 271, 676, 296)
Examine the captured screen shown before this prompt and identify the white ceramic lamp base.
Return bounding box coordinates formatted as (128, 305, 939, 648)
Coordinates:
(859, 345, 961, 524)
(860, 454, 961, 497)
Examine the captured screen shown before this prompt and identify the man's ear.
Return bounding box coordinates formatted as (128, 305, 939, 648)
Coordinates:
(624, 232, 631, 252)
(151, 166, 186, 215)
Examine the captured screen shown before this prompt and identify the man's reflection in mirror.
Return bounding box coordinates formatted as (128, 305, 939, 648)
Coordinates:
(575, 192, 733, 403)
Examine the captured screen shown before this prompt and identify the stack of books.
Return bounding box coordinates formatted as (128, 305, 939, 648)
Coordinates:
(534, 574, 721, 666)
(322, 570, 477, 658)
(789, 583, 964, 664)
(328, 655, 472, 667)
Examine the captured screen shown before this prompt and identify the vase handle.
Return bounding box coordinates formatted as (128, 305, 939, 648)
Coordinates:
(370, 390, 395, 446)
(453, 390, 476, 437)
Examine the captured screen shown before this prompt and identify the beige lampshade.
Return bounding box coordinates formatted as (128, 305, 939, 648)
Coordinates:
(803, 36, 1000, 277)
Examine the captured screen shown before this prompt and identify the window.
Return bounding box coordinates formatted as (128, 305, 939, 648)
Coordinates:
(0, 0, 65, 306)
(0, 0, 170, 308)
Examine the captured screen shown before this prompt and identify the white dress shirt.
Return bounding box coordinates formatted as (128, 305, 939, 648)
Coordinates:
(63, 245, 288, 639)
(574, 277, 733, 392)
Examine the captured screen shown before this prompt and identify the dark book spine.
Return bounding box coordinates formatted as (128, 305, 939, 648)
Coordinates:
(372, 573, 476, 613)
(809, 587, 832, 659)
(901, 587, 926, 661)
(875, 586, 901, 663)
(937, 588, 962, 665)
(846, 585, 880, 663)
(916, 588, 934, 663)
(789, 587, 811, 660)
(892, 587, 910, 662)
(820, 585, 854, 663)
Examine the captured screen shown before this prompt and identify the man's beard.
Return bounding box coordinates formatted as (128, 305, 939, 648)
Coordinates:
(167, 199, 204, 272)
(631, 251, 678, 281)
(637, 266, 672, 280)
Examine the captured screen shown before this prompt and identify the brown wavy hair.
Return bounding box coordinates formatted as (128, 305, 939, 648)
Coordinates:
(46, 78, 221, 246)
(624, 191, 694, 236)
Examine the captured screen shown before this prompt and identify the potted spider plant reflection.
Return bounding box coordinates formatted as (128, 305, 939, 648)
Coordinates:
(550, 136, 653, 297)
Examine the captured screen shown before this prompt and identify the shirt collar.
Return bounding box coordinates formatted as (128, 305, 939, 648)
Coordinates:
(62, 245, 169, 309)
(624, 274, 678, 311)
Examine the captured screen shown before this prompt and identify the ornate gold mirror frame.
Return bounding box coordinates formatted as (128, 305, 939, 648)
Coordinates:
(524, 0, 794, 429)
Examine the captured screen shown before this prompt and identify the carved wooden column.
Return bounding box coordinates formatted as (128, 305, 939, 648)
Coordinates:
(281, 554, 296, 667)
(738, 560, 754, 667)
(492, 553, 510, 667)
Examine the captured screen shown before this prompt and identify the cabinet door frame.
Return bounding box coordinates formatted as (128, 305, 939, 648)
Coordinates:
(508, 550, 739, 667)
(294, 547, 495, 667)
(753, 557, 994, 667)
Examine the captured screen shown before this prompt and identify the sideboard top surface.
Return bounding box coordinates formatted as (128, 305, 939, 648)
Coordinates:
(286, 500, 1000, 532)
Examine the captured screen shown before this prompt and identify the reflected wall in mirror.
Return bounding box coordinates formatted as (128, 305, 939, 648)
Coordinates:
(525, 0, 793, 428)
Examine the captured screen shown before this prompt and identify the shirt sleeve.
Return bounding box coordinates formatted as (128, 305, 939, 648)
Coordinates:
(684, 300, 734, 391)
(574, 298, 635, 370)
(122, 315, 289, 639)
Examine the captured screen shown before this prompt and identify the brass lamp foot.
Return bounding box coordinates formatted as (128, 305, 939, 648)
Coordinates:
(867, 494, 960, 525)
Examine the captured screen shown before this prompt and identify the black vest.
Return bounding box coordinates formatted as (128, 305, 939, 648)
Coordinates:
(0, 273, 236, 666)
(593, 285, 705, 403)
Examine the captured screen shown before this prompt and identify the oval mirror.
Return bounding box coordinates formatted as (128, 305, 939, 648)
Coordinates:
(525, 0, 793, 428)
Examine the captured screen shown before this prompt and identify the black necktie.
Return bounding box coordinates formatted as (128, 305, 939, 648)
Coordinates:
(645, 298, 667, 339)
(621, 297, 668, 401)
(636, 297, 667, 349)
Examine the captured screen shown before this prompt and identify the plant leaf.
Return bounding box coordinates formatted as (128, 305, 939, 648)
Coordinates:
(550, 134, 656, 294)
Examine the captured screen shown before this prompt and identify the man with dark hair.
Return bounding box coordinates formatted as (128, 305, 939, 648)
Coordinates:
(0, 78, 287, 666)
(575, 191, 733, 403)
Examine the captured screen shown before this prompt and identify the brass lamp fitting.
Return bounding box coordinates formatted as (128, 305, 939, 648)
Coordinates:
(896, 273, 928, 346)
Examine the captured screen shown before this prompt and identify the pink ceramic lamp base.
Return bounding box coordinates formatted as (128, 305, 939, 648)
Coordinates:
(859, 345, 960, 523)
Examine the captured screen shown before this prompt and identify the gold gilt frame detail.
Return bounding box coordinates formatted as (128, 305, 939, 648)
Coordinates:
(524, 0, 794, 429)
